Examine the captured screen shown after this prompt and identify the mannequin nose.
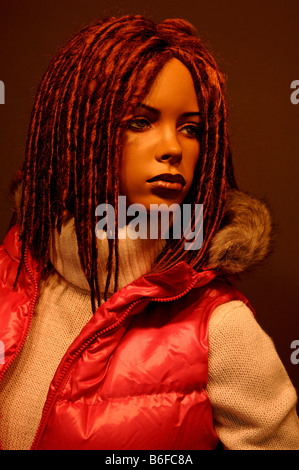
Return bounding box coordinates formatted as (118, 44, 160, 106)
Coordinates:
(155, 127, 182, 164)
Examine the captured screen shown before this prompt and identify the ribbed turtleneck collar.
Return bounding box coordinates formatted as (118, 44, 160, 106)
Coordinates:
(49, 217, 166, 296)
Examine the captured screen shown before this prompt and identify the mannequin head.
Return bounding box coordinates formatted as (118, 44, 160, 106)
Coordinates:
(17, 15, 237, 310)
(120, 58, 200, 209)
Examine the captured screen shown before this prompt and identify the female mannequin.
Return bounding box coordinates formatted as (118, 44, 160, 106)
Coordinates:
(0, 15, 298, 450)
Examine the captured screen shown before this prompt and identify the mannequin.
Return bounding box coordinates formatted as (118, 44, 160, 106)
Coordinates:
(0, 15, 298, 450)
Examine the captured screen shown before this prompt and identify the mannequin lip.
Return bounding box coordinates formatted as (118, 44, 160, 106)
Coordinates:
(147, 173, 186, 186)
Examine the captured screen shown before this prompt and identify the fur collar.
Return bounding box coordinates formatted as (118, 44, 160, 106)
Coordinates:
(208, 189, 273, 274)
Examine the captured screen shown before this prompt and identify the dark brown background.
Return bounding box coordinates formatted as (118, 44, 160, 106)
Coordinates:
(0, 0, 298, 404)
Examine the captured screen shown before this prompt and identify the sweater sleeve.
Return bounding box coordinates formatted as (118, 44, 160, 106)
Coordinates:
(206, 300, 299, 450)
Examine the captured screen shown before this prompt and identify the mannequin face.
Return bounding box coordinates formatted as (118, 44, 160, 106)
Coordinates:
(120, 58, 200, 210)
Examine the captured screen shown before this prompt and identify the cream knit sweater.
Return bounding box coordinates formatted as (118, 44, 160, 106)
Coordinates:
(0, 219, 298, 450)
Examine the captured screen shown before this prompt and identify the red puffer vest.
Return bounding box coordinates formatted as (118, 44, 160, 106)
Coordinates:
(0, 226, 253, 450)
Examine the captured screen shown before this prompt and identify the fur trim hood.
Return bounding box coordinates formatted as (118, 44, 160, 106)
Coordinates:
(8, 174, 273, 275)
(208, 189, 273, 273)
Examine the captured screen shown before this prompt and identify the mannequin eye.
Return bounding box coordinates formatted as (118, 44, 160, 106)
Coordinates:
(128, 117, 152, 131)
(180, 124, 201, 138)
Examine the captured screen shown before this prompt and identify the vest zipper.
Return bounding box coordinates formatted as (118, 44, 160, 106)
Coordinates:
(30, 275, 200, 450)
(0, 246, 39, 451)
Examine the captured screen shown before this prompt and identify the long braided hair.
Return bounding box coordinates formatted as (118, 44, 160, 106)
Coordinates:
(15, 15, 237, 312)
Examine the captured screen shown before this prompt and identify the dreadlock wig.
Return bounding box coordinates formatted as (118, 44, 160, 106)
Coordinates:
(16, 15, 237, 312)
